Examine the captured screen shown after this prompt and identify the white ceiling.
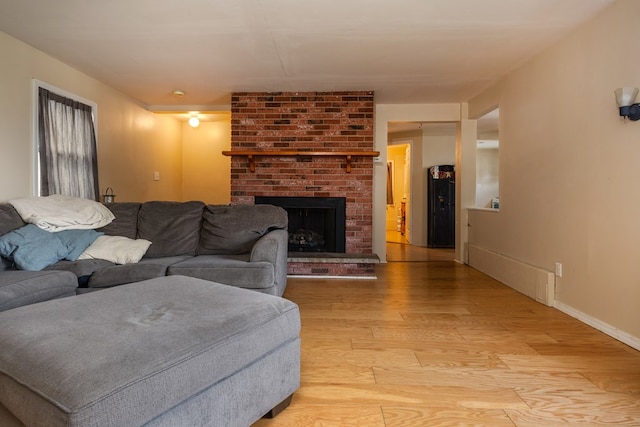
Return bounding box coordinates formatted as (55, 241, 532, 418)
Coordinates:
(0, 0, 614, 108)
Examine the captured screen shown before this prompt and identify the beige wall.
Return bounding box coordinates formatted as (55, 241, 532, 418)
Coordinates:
(468, 0, 640, 345)
(476, 148, 499, 208)
(0, 31, 183, 203)
(182, 119, 231, 204)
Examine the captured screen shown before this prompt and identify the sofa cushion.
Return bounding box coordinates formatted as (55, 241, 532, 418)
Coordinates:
(84, 257, 194, 291)
(8, 195, 115, 232)
(78, 235, 151, 264)
(0, 225, 70, 271)
(45, 259, 115, 278)
(138, 201, 205, 258)
(168, 254, 275, 291)
(198, 204, 288, 255)
(139, 255, 193, 267)
(0, 270, 77, 312)
(87, 263, 168, 289)
(55, 229, 103, 261)
(0, 276, 300, 427)
(0, 205, 25, 236)
(98, 203, 141, 239)
(0, 205, 26, 272)
(0, 225, 102, 271)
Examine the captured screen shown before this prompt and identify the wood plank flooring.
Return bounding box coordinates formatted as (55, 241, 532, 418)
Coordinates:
(385, 242, 455, 262)
(253, 253, 640, 426)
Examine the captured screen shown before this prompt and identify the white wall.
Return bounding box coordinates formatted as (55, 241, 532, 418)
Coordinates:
(0, 31, 183, 203)
(476, 148, 499, 208)
(467, 0, 640, 347)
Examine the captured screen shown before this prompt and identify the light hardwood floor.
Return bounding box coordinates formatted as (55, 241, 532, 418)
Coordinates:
(253, 251, 640, 426)
(385, 242, 455, 262)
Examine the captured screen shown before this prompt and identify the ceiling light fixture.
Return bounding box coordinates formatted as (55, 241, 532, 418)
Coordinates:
(614, 87, 640, 121)
(172, 89, 185, 97)
(188, 115, 200, 128)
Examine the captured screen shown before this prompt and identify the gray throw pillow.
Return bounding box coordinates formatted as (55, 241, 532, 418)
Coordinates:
(198, 204, 288, 255)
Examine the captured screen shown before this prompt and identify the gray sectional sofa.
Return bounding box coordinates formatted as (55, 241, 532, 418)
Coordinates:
(0, 201, 289, 312)
(0, 200, 299, 426)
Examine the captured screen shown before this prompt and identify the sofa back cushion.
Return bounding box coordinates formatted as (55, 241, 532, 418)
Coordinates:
(98, 203, 141, 239)
(0, 204, 26, 271)
(0, 204, 26, 236)
(198, 204, 288, 255)
(138, 201, 205, 257)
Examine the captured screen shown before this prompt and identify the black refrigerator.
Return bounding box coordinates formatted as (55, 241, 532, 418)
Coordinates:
(427, 165, 455, 248)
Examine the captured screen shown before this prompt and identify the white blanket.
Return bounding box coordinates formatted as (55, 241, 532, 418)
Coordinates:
(9, 195, 115, 232)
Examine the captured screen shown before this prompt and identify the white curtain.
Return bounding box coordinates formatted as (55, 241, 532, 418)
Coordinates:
(38, 88, 99, 200)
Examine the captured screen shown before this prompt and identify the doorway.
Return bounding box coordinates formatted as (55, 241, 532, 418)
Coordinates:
(386, 143, 410, 244)
(385, 122, 456, 262)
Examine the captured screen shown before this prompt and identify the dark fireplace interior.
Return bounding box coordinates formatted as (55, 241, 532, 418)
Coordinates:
(255, 196, 346, 253)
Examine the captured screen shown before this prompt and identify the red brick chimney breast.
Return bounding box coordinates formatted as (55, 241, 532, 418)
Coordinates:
(230, 91, 375, 258)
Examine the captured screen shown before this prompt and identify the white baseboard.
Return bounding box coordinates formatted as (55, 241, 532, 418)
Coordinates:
(554, 301, 640, 352)
(468, 244, 555, 306)
(468, 244, 640, 351)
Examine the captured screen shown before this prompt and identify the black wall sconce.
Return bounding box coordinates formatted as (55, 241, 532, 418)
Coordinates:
(614, 87, 640, 121)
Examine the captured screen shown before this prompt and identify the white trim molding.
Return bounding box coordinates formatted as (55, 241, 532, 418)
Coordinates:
(468, 243, 555, 306)
(468, 243, 640, 351)
(554, 301, 640, 352)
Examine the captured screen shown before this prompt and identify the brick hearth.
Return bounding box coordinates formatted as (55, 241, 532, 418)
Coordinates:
(229, 91, 377, 276)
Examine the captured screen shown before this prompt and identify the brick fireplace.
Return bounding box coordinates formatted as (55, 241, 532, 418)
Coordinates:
(255, 196, 346, 253)
(229, 91, 378, 276)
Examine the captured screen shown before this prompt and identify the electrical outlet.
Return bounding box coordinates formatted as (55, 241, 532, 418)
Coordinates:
(555, 262, 563, 278)
(153, 171, 160, 181)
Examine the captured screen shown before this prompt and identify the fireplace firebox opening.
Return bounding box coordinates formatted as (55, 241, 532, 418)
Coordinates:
(255, 196, 346, 253)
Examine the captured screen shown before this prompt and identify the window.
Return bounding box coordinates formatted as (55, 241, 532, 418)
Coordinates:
(35, 82, 99, 200)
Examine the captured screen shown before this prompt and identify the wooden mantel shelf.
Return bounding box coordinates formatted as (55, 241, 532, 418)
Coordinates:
(222, 150, 380, 173)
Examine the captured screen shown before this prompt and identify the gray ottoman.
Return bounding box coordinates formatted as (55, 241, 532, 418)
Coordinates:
(0, 275, 300, 427)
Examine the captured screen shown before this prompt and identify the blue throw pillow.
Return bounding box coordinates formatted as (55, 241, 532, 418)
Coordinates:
(55, 229, 103, 261)
(0, 224, 68, 271)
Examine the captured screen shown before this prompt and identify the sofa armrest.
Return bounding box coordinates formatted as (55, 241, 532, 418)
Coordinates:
(0, 270, 78, 312)
(250, 229, 288, 296)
